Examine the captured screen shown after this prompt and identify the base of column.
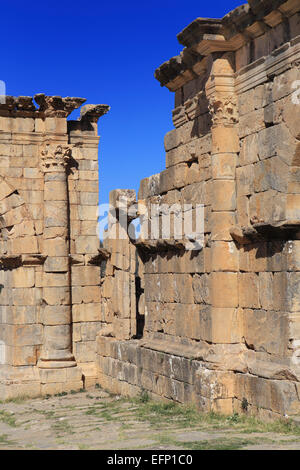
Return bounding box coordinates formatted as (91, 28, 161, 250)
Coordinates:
(38, 359, 77, 369)
(0, 364, 84, 400)
(39, 364, 84, 396)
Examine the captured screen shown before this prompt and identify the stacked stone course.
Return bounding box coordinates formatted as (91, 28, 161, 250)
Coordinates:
(1, 0, 300, 419)
(0, 95, 109, 396)
(97, 0, 300, 419)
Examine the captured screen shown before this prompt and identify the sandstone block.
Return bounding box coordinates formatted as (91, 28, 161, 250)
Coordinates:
(71, 266, 100, 286)
(238, 273, 260, 308)
(211, 272, 238, 308)
(75, 236, 99, 254)
(41, 305, 70, 326)
(44, 181, 67, 201)
(243, 309, 288, 356)
(12, 268, 35, 288)
(211, 241, 239, 272)
(236, 165, 254, 196)
(43, 287, 70, 305)
(212, 153, 236, 180)
(73, 303, 101, 322)
(211, 211, 236, 241)
(211, 307, 243, 343)
(44, 256, 69, 273)
(212, 180, 236, 211)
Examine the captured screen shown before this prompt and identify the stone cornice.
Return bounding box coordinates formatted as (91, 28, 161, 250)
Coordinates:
(235, 36, 300, 94)
(177, 18, 223, 48)
(0, 96, 37, 117)
(155, 0, 300, 91)
(0, 94, 109, 121)
(34, 94, 86, 118)
(80, 104, 110, 123)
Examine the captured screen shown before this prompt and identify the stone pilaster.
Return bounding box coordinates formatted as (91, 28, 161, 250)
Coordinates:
(38, 143, 76, 369)
(205, 54, 241, 344)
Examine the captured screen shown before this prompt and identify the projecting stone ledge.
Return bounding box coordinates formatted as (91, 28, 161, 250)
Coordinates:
(0, 94, 87, 118)
(34, 94, 86, 117)
(230, 220, 300, 244)
(154, 0, 300, 90)
(80, 104, 110, 123)
(133, 238, 188, 253)
(0, 254, 46, 268)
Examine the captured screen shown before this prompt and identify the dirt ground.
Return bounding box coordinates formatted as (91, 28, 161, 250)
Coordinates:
(0, 387, 300, 450)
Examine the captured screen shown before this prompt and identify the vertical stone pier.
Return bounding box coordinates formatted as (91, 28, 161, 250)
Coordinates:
(205, 54, 241, 347)
(38, 143, 76, 369)
(33, 96, 87, 393)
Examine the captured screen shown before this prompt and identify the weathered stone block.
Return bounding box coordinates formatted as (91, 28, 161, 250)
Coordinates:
(212, 180, 236, 211)
(212, 127, 239, 154)
(211, 272, 238, 308)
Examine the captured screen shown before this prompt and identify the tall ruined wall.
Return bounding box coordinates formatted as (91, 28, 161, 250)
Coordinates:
(97, 0, 300, 419)
(0, 96, 109, 398)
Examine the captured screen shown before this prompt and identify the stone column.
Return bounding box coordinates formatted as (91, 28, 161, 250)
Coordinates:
(205, 54, 241, 344)
(38, 143, 76, 369)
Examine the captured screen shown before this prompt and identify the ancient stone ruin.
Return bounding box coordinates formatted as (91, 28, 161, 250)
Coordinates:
(1, 0, 300, 420)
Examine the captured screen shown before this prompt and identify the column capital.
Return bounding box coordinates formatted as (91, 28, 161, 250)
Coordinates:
(40, 143, 72, 173)
(205, 54, 238, 127)
(207, 93, 238, 127)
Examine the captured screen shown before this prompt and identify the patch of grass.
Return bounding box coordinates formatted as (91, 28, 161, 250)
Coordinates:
(131, 400, 207, 428)
(30, 408, 56, 419)
(51, 419, 74, 436)
(156, 432, 261, 450)
(138, 389, 150, 403)
(78, 444, 90, 450)
(0, 410, 17, 427)
(99, 410, 115, 421)
(0, 433, 16, 446)
(85, 407, 97, 416)
(4, 395, 30, 404)
(227, 414, 300, 436)
(128, 398, 300, 436)
(176, 437, 259, 450)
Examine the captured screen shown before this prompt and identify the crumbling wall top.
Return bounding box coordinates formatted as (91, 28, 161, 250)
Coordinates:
(155, 0, 300, 90)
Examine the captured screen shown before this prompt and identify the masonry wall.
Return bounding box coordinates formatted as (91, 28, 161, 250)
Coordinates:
(0, 96, 108, 398)
(97, 0, 300, 419)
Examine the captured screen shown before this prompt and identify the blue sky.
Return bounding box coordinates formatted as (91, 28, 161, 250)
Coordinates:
(1, 0, 242, 202)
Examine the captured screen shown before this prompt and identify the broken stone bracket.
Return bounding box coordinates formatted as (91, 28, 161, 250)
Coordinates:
(0, 254, 46, 269)
(230, 220, 300, 244)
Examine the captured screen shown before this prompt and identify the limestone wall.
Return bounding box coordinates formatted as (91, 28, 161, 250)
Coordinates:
(0, 96, 109, 398)
(97, 0, 300, 419)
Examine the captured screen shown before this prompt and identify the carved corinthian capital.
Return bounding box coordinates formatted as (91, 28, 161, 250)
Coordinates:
(40, 144, 72, 173)
(208, 93, 238, 127)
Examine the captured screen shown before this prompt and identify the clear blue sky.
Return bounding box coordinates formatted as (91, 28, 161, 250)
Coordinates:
(1, 0, 242, 202)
